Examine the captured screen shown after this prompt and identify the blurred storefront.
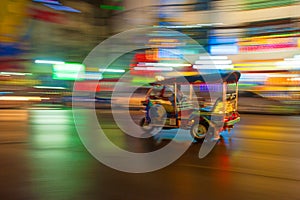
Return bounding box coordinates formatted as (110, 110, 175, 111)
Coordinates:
(109, 0, 300, 113)
(0, 0, 299, 111)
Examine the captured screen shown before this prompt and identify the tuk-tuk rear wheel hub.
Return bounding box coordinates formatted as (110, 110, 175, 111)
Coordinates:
(191, 123, 207, 139)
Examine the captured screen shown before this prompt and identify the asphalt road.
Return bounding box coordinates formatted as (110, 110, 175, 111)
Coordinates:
(0, 108, 299, 200)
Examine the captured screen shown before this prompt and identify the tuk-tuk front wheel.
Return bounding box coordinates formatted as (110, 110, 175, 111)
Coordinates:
(190, 121, 208, 141)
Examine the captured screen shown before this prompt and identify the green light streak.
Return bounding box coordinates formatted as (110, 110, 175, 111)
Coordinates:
(244, 0, 296, 10)
(53, 63, 85, 80)
(100, 5, 124, 11)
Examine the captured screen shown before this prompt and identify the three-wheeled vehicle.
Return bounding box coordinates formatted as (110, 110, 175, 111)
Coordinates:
(139, 71, 241, 141)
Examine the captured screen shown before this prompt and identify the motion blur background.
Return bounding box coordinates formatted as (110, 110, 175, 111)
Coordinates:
(0, 0, 300, 113)
(1, 1, 300, 200)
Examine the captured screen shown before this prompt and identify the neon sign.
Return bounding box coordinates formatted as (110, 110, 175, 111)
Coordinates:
(239, 37, 298, 52)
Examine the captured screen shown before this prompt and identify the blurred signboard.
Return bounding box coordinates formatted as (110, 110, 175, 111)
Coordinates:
(37, 75, 68, 87)
(239, 36, 298, 52)
(208, 35, 239, 55)
(73, 81, 100, 92)
(208, 44, 239, 55)
(158, 0, 186, 26)
(244, 18, 299, 37)
(0, 0, 28, 43)
(0, 0, 29, 56)
(29, 7, 65, 23)
(53, 63, 85, 80)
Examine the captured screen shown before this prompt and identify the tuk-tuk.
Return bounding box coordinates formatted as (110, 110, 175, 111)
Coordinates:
(139, 71, 241, 141)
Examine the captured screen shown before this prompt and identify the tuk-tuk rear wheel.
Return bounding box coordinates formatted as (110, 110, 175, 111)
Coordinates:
(190, 121, 208, 141)
(140, 117, 155, 131)
(140, 117, 150, 128)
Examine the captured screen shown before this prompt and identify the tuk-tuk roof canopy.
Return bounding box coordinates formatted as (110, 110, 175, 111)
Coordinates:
(150, 71, 241, 85)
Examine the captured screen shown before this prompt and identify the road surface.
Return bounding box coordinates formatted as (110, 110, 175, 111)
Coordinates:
(0, 108, 299, 199)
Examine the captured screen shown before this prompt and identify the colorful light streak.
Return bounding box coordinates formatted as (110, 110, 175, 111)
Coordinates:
(0, 72, 32, 76)
(99, 69, 125, 73)
(199, 56, 228, 60)
(193, 64, 234, 69)
(0, 96, 49, 101)
(133, 67, 173, 71)
(53, 63, 85, 80)
(100, 5, 124, 11)
(137, 63, 191, 67)
(35, 60, 65, 65)
(195, 60, 232, 65)
(33, 86, 66, 90)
